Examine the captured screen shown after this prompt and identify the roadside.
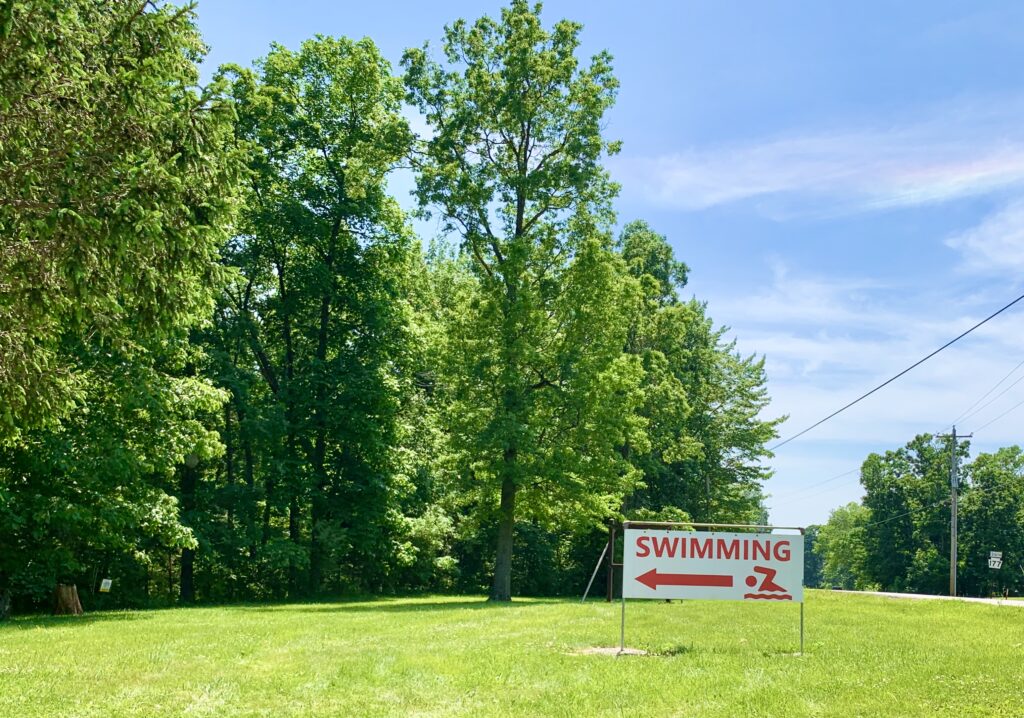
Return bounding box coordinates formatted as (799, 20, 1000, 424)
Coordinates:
(841, 590, 1024, 607)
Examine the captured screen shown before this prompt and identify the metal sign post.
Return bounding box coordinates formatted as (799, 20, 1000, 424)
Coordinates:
(618, 521, 806, 655)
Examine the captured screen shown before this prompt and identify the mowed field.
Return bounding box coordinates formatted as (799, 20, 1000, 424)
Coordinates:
(2, 591, 1022, 717)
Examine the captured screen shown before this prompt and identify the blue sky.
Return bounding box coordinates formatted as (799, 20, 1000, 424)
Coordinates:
(194, 1, 1024, 527)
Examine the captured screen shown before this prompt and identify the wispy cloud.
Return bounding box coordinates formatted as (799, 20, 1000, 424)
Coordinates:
(946, 198, 1024, 275)
(614, 97, 1024, 214)
(706, 262, 1024, 443)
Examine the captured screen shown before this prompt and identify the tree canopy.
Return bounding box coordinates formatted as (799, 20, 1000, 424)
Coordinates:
(0, 0, 787, 616)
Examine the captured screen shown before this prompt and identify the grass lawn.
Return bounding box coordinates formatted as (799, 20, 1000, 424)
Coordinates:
(2, 590, 1022, 717)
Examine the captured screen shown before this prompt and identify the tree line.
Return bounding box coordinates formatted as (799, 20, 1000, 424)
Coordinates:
(805, 435, 1024, 597)
(0, 0, 780, 617)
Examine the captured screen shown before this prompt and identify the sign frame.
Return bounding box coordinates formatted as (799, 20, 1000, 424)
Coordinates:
(618, 520, 806, 655)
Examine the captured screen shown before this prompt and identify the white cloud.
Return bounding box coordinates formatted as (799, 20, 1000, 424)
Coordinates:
(946, 198, 1024, 275)
(699, 263, 1024, 525)
(613, 97, 1024, 215)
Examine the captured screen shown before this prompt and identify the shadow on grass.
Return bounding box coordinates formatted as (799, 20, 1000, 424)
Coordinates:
(228, 597, 557, 615)
(0, 611, 153, 631)
(0, 595, 561, 629)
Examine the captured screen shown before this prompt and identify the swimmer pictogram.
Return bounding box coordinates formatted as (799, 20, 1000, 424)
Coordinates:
(743, 565, 793, 600)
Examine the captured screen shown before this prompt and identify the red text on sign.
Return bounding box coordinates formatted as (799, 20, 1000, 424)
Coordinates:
(635, 536, 791, 562)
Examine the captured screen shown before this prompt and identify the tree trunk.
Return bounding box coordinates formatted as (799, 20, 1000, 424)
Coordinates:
(490, 475, 517, 602)
(309, 221, 338, 597)
(239, 403, 257, 561)
(288, 495, 300, 596)
(179, 459, 198, 603)
(0, 587, 11, 621)
(54, 584, 83, 615)
(180, 547, 195, 603)
(224, 403, 235, 530)
(309, 483, 325, 595)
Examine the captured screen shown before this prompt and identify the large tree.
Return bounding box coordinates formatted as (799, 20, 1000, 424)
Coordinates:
(0, 0, 239, 616)
(0, 0, 238, 442)
(861, 434, 966, 593)
(960, 447, 1024, 597)
(616, 220, 779, 523)
(815, 502, 871, 590)
(214, 36, 416, 596)
(404, 1, 646, 600)
(0, 341, 224, 615)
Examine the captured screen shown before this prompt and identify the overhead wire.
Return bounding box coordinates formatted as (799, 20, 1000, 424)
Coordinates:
(970, 395, 1024, 435)
(770, 468, 858, 502)
(950, 357, 1024, 427)
(770, 290, 1024, 451)
(860, 496, 951, 532)
(958, 373, 1024, 427)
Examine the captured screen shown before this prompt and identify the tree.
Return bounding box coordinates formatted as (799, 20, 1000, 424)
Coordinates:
(960, 447, 1024, 597)
(213, 36, 416, 596)
(803, 525, 824, 588)
(0, 0, 239, 616)
(404, 1, 646, 600)
(615, 221, 779, 523)
(0, 341, 224, 615)
(0, 0, 238, 442)
(860, 434, 966, 593)
(815, 503, 872, 590)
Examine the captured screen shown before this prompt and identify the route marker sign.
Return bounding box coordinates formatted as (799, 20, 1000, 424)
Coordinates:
(989, 551, 1003, 570)
(623, 528, 804, 602)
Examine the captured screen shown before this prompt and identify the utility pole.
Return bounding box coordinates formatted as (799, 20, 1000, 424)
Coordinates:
(938, 426, 971, 596)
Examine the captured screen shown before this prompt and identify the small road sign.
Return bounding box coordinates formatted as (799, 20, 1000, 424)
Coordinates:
(989, 557, 1003, 570)
(623, 528, 804, 602)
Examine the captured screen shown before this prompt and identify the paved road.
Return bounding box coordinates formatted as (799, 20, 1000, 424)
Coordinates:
(845, 590, 1024, 607)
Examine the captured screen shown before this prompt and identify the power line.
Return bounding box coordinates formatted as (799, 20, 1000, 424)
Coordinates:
(950, 357, 1024, 426)
(861, 497, 951, 532)
(958, 373, 1024, 426)
(771, 290, 1024, 451)
(771, 468, 858, 502)
(971, 395, 1024, 435)
(820, 497, 952, 537)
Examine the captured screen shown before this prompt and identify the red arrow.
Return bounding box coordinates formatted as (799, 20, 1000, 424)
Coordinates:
(635, 569, 733, 590)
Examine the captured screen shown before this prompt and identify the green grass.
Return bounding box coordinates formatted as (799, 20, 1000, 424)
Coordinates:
(2, 591, 1023, 717)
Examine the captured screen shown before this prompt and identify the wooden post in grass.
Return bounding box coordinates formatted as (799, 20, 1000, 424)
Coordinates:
(606, 522, 616, 602)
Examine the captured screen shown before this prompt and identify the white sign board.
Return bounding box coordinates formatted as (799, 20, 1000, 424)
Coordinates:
(623, 528, 804, 602)
(990, 551, 1002, 560)
(99, 579, 113, 593)
(989, 558, 1002, 570)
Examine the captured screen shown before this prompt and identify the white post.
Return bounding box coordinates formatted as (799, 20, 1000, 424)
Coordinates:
(800, 602, 804, 655)
(619, 594, 626, 654)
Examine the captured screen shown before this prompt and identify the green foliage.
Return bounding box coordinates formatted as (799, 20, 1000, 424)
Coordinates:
(0, 0, 239, 611)
(802, 525, 824, 588)
(960, 447, 1024, 597)
(815, 503, 873, 590)
(0, 0, 239, 441)
(616, 220, 780, 524)
(0, 3, 786, 613)
(202, 35, 418, 597)
(818, 435, 1024, 597)
(405, 0, 646, 599)
(860, 434, 961, 593)
(0, 341, 225, 605)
